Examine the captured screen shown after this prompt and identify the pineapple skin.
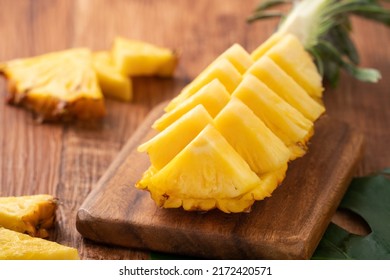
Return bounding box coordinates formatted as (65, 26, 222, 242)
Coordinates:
(0, 227, 79, 260)
(0, 194, 58, 238)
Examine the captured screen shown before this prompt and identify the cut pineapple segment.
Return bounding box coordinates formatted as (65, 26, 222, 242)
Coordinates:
(137, 124, 263, 213)
(251, 32, 283, 61)
(152, 79, 230, 131)
(0, 227, 79, 260)
(214, 97, 291, 174)
(138, 105, 213, 170)
(164, 58, 241, 112)
(247, 56, 325, 122)
(0, 48, 105, 121)
(213, 43, 254, 74)
(232, 74, 313, 159)
(112, 37, 178, 77)
(264, 34, 323, 99)
(0, 194, 57, 238)
(93, 51, 132, 102)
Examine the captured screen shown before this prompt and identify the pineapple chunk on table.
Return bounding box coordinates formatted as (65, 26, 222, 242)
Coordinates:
(93, 51, 132, 102)
(0, 194, 57, 238)
(0, 227, 79, 260)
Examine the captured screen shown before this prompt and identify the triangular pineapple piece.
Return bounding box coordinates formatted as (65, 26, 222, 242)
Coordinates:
(112, 37, 178, 77)
(0, 194, 57, 238)
(214, 97, 291, 174)
(264, 34, 323, 99)
(247, 56, 325, 121)
(164, 58, 241, 112)
(232, 74, 313, 159)
(251, 32, 283, 61)
(138, 105, 213, 170)
(93, 51, 132, 102)
(137, 124, 263, 213)
(0, 227, 79, 260)
(0, 48, 105, 121)
(152, 79, 230, 131)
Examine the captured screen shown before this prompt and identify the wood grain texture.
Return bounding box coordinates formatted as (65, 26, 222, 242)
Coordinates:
(76, 103, 364, 260)
(0, 0, 389, 259)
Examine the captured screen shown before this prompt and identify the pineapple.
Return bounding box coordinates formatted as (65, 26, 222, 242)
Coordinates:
(152, 79, 230, 131)
(164, 58, 242, 112)
(247, 56, 325, 122)
(112, 37, 178, 77)
(92, 51, 132, 102)
(0, 227, 79, 260)
(0, 194, 57, 238)
(232, 74, 313, 159)
(251, 33, 283, 61)
(0, 48, 105, 121)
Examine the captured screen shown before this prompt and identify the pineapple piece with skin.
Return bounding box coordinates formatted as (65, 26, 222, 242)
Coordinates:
(0, 194, 57, 238)
(92, 51, 132, 102)
(164, 58, 242, 112)
(0, 48, 105, 121)
(263, 34, 323, 99)
(247, 56, 325, 122)
(137, 124, 266, 213)
(232, 74, 313, 159)
(138, 105, 213, 170)
(112, 37, 178, 77)
(152, 79, 230, 131)
(0, 227, 79, 260)
(214, 97, 291, 175)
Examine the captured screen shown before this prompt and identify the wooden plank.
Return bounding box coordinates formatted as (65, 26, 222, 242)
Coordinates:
(76, 103, 364, 259)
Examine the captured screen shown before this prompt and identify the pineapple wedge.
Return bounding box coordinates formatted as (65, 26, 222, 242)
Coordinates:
(164, 58, 242, 112)
(0, 48, 105, 121)
(93, 51, 132, 102)
(232, 74, 313, 159)
(112, 37, 178, 77)
(214, 97, 291, 174)
(0, 194, 57, 238)
(247, 56, 325, 122)
(0, 227, 79, 260)
(152, 79, 230, 131)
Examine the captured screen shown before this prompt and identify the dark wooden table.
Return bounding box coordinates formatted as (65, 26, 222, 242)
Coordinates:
(1, 0, 389, 259)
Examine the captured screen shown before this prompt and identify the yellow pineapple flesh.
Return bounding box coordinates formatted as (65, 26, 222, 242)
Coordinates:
(0, 227, 79, 260)
(152, 79, 230, 131)
(92, 51, 132, 102)
(0, 48, 105, 121)
(0, 194, 57, 238)
(212, 43, 254, 74)
(251, 32, 283, 61)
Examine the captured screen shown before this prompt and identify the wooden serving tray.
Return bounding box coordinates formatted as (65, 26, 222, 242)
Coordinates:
(76, 102, 364, 259)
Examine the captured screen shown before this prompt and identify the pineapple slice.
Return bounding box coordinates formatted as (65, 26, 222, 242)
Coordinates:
(0, 194, 57, 238)
(164, 58, 242, 112)
(0, 48, 105, 121)
(251, 32, 283, 61)
(232, 74, 313, 159)
(264, 34, 323, 99)
(0, 227, 79, 260)
(247, 56, 325, 122)
(214, 97, 291, 174)
(138, 105, 213, 170)
(93, 51, 132, 102)
(112, 37, 178, 77)
(137, 124, 264, 213)
(152, 79, 230, 131)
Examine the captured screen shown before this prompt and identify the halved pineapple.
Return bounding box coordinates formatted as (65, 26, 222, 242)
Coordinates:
(0, 194, 57, 238)
(214, 97, 291, 174)
(93, 51, 132, 102)
(247, 56, 325, 122)
(232, 74, 313, 159)
(0, 48, 105, 121)
(137, 124, 263, 213)
(264, 34, 323, 99)
(0, 227, 79, 260)
(152, 79, 230, 131)
(112, 37, 178, 77)
(138, 105, 213, 170)
(164, 58, 242, 112)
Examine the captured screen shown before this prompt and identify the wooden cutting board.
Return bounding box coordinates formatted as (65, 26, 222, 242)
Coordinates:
(76, 102, 364, 259)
